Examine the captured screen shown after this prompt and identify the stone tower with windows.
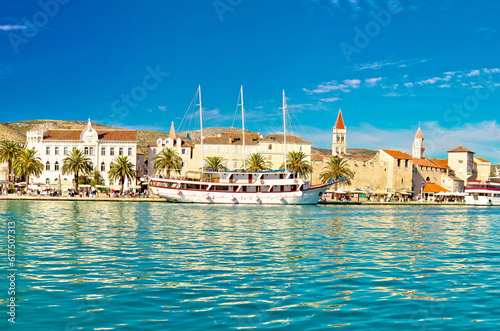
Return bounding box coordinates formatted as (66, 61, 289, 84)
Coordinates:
(332, 109, 346, 156)
(412, 125, 425, 159)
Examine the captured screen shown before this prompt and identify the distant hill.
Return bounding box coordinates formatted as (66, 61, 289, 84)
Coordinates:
(1, 120, 377, 159)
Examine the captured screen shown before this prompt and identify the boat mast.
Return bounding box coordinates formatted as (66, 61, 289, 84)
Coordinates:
(241, 85, 246, 170)
(199, 85, 203, 174)
(283, 89, 287, 172)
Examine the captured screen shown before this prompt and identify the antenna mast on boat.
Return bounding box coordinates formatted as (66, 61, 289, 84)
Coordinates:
(283, 89, 287, 171)
(198, 85, 203, 174)
(241, 85, 246, 170)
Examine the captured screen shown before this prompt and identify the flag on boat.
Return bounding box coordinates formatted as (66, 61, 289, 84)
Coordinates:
(422, 180, 427, 185)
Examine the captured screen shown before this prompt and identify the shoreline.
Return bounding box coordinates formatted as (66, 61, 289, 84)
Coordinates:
(0, 195, 164, 203)
(0, 195, 468, 206)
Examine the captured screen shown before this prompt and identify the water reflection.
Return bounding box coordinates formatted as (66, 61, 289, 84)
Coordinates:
(1, 201, 499, 330)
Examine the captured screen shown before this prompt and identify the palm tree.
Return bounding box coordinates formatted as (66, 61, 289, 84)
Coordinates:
(246, 153, 272, 172)
(108, 156, 136, 194)
(204, 156, 228, 171)
(320, 156, 354, 184)
(0, 140, 22, 185)
(61, 149, 93, 191)
(13, 148, 44, 188)
(153, 148, 183, 178)
(282, 151, 313, 179)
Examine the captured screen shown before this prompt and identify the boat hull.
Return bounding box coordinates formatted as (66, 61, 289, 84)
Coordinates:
(151, 185, 330, 205)
(465, 195, 500, 206)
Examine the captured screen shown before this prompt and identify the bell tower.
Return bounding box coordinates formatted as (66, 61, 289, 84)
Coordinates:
(332, 109, 347, 156)
(412, 125, 425, 159)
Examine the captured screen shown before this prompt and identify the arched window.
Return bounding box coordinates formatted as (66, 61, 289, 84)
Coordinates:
(46, 161, 50, 171)
(426, 177, 430, 182)
(101, 162, 105, 171)
(84, 147, 89, 155)
(54, 161, 59, 171)
(45, 178, 50, 184)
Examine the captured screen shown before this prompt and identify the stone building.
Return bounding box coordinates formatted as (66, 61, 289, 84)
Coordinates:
(25, 119, 138, 189)
(332, 109, 346, 156)
(446, 145, 475, 185)
(474, 157, 492, 181)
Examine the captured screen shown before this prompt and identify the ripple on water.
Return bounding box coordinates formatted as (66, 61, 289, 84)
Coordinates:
(1, 201, 500, 330)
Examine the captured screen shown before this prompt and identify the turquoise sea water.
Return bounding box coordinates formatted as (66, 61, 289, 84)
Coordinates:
(1, 201, 500, 330)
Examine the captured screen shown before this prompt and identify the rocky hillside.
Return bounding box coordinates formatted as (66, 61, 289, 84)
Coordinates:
(0, 123, 26, 144)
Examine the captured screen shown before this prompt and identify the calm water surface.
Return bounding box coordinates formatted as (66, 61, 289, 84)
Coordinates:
(1, 201, 500, 330)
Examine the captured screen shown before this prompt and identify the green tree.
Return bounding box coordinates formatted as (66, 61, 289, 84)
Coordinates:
(246, 153, 272, 172)
(153, 148, 183, 178)
(204, 156, 228, 171)
(61, 149, 93, 191)
(0, 140, 22, 185)
(90, 171, 105, 187)
(108, 156, 136, 194)
(319, 156, 354, 184)
(281, 151, 313, 179)
(13, 148, 44, 188)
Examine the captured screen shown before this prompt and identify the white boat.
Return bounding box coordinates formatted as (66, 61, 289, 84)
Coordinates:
(150, 86, 337, 205)
(465, 177, 500, 206)
(150, 171, 335, 205)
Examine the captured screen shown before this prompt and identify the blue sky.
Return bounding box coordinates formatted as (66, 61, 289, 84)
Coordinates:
(1, 0, 499, 162)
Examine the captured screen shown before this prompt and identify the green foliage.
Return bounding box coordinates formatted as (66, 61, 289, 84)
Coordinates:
(0, 140, 22, 184)
(13, 148, 44, 187)
(320, 156, 354, 184)
(61, 149, 93, 191)
(108, 156, 136, 193)
(281, 151, 313, 179)
(204, 156, 228, 171)
(246, 153, 271, 172)
(153, 148, 183, 177)
(90, 171, 105, 187)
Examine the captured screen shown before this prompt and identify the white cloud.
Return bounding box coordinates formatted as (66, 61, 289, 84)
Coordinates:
(438, 84, 451, 88)
(0, 25, 26, 31)
(158, 106, 167, 111)
(466, 70, 480, 77)
(383, 92, 402, 97)
(353, 58, 430, 71)
(365, 77, 383, 87)
(320, 97, 341, 102)
(404, 82, 414, 88)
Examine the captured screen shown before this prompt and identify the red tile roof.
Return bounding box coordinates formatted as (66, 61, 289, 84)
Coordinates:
(475, 157, 490, 163)
(430, 158, 449, 169)
(311, 153, 325, 161)
(412, 158, 446, 169)
(423, 183, 450, 193)
(447, 145, 474, 153)
(381, 149, 413, 160)
(193, 132, 260, 145)
(43, 129, 136, 141)
(261, 134, 312, 144)
(334, 109, 345, 130)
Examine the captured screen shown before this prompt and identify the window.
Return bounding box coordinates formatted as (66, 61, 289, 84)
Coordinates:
(397, 159, 401, 167)
(152, 148, 157, 155)
(101, 162, 105, 171)
(84, 147, 89, 155)
(214, 147, 218, 153)
(268, 144, 272, 150)
(458, 160, 464, 163)
(233, 147, 237, 154)
(46, 147, 50, 155)
(128, 148, 132, 156)
(46, 161, 50, 171)
(45, 178, 50, 184)
(181, 148, 186, 155)
(101, 147, 106, 156)
(110, 148, 115, 156)
(55, 147, 59, 155)
(223, 148, 228, 153)
(89, 147, 94, 155)
(182, 161, 187, 168)
(299, 146, 303, 152)
(405, 160, 409, 167)
(119, 148, 123, 156)
(233, 161, 238, 168)
(54, 161, 59, 171)
(64, 147, 69, 155)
